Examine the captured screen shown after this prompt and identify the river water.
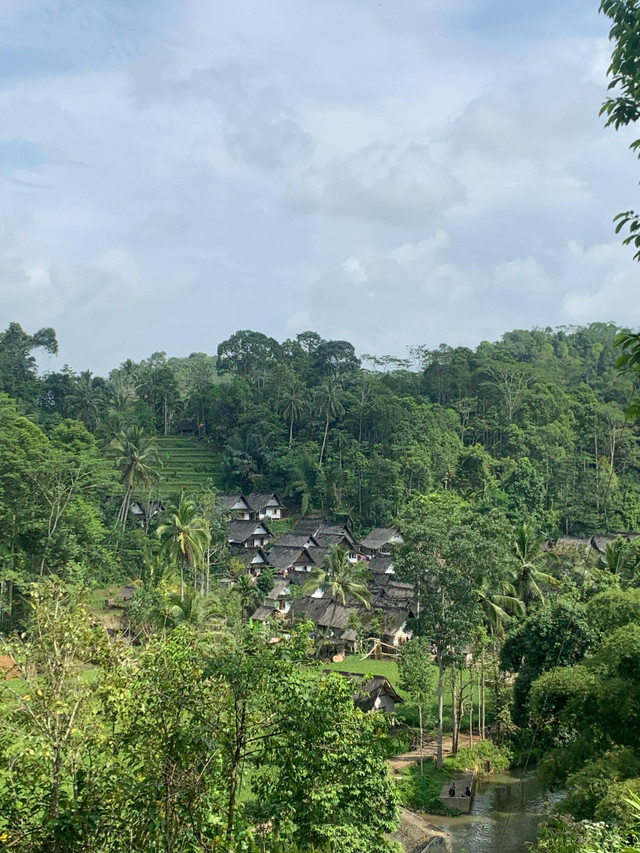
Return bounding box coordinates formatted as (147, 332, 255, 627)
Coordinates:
(425, 768, 564, 853)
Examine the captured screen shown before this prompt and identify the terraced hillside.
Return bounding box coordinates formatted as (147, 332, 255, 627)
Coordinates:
(156, 436, 224, 496)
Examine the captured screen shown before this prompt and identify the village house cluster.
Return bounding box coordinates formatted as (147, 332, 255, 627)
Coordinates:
(219, 492, 413, 655)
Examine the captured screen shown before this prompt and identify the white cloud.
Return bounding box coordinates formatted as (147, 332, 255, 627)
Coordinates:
(0, 0, 638, 371)
(287, 143, 466, 224)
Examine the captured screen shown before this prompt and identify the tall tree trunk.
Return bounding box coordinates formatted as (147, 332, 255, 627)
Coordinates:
(227, 700, 246, 843)
(319, 414, 330, 467)
(451, 665, 458, 755)
(470, 670, 474, 747)
(481, 649, 486, 740)
(418, 702, 424, 776)
(437, 653, 444, 770)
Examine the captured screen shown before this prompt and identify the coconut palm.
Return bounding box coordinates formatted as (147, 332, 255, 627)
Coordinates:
(118, 358, 140, 389)
(162, 589, 225, 631)
(315, 377, 345, 467)
(66, 370, 103, 430)
(597, 538, 629, 577)
(474, 569, 524, 635)
(157, 497, 211, 600)
(110, 427, 161, 529)
(279, 382, 308, 447)
(514, 522, 559, 612)
(303, 545, 371, 608)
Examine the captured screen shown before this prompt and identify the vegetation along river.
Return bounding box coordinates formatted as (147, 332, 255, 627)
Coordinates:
(426, 769, 565, 853)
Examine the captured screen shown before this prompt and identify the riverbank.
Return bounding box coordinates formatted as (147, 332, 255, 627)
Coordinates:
(394, 740, 511, 815)
(426, 769, 564, 853)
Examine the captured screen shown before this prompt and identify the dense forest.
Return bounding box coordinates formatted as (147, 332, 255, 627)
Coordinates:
(4, 319, 640, 850)
(4, 319, 640, 535)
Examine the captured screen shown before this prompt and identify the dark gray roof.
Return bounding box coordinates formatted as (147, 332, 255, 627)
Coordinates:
(267, 579, 290, 600)
(307, 546, 331, 566)
(293, 518, 355, 544)
(250, 604, 277, 622)
(247, 492, 285, 512)
(293, 517, 331, 535)
(360, 527, 402, 550)
(277, 532, 319, 548)
(292, 596, 357, 630)
(327, 671, 404, 711)
(369, 554, 394, 574)
(217, 493, 249, 510)
(266, 546, 312, 570)
(379, 609, 410, 634)
(232, 547, 268, 568)
(228, 520, 273, 544)
(314, 533, 351, 548)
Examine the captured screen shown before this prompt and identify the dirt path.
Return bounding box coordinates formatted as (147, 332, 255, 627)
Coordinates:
(389, 733, 473, 772)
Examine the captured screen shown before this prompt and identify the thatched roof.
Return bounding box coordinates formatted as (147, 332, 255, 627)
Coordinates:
(292, 597, 356, 631)
(247, 492, 285, 512)
(268, 579, 290, 600)
(360, 527, 402, 551)
(218, 493, 250, 511)
(307, 546, 331, 566)
(277, 532, 319, 549)
(250, 604, 277, 622)
(293, 517, 329, 535)
(369, 554, 395, 574)
(293, 518, 356, 547)
(228, 520, 273, 544)
(266, 546, 312, 571)
(314, 532, 351, 548)
(232, 547, 268, 568)
(328, 671, 404, 711)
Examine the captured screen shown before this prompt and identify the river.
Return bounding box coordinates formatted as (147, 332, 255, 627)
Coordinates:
(425, 768, 564, 853)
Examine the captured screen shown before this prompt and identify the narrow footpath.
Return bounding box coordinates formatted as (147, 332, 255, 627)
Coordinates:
(389, 733, 473, 773)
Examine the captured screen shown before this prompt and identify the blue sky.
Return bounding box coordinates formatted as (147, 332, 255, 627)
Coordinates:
(0, 0, 638, 373)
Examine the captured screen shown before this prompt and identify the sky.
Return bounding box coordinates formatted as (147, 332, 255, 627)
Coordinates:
(0, 0, 639, 374)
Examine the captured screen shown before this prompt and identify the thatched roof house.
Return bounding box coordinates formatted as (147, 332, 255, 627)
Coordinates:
(329, 671, 404, 713)
(360, 527, 403, 555)
(228, 520, 273, 549)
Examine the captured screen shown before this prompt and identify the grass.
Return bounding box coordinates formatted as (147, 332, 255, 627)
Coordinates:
(155, 436, 224, 495)
(396, 760, 452, 815)
(324, 654, 493, 734)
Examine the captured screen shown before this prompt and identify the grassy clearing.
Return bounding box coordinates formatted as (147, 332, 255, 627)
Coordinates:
(324, 654, 492, 735)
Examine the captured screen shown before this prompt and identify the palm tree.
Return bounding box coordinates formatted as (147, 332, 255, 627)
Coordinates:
(513, 523, 559, 612)
(162, 589, 224, 631)
(119, 358, 140, 389)
(303, 545, 371, 608)
(110, 427, 161, 528)
(315, 378, 344, 467)
(235, 574, 260, 622)
(279, 383, 308, 447)
(474, 570, 524, 635)
(109, 377, 136, 415)
(157, 497, 211, 600)
(597, 538, 628, 577)
(66, 370, 103, 430)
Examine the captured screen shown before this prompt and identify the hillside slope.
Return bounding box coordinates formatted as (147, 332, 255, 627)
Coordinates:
(156, 436, 224, 496)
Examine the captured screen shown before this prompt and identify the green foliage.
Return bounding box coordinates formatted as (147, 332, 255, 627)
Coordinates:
(600, 0, 640, 260)
(395, 761, 450, 814)
(0, 583, 399, 852)
(501, 596, 598, 727)
(442, 740, 512, 776)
